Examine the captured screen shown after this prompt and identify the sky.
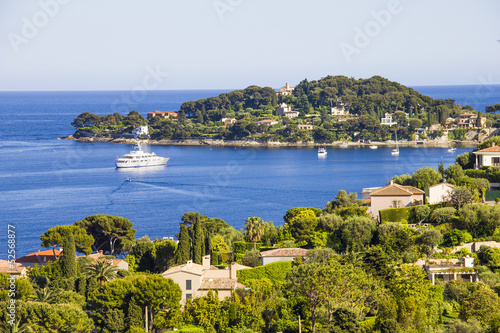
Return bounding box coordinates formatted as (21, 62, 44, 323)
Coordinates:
(0, 0, 499, 91)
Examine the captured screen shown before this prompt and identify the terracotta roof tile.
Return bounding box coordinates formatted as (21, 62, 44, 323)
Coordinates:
(370, 183, 424, 196)
(260, 248, 308, 257)
(475, 146, 500, 153)
(16, 250, 61, 263)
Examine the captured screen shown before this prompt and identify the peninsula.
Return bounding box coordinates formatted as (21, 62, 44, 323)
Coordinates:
(64, 75, 500, 147)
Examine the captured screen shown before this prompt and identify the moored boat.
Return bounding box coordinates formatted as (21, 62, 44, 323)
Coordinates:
(318, 147, 327, 157)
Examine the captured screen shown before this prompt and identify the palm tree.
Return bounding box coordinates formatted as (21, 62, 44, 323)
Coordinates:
(244, 216, 265, 250)
(0, 319, 34, 333)
(84, 260, 118, 286)
(34, 287, 56, 303)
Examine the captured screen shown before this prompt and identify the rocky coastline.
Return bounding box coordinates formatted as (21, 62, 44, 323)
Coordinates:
(60, 134, 478, 148)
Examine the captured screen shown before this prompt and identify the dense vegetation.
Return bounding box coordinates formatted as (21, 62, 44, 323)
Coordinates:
(71, 75, 500, 143)
(5, 152, 500, 333)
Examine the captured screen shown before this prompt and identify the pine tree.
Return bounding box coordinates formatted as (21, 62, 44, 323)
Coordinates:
(60, 234, 77, 278)
(193, 221, 204, 264)
(127, 297, 144, 330)
(176, 225, 191, 265)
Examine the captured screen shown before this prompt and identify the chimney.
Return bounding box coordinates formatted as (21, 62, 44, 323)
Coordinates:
(390, 180, 394, 185)
(230, 262, 237, 280)
(202, 255, 211, 268)
(493, 142, 496, 147)
(186, 260, 193, 267)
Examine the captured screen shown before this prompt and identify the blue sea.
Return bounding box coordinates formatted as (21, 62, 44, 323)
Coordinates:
(1, 85, 499, 259)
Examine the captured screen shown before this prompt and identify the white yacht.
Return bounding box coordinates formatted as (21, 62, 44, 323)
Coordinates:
(318, 147, 327, 157)
(448, 147, 456, 152)
(115, 142, 169, 168)
(369, 145, 378, 149)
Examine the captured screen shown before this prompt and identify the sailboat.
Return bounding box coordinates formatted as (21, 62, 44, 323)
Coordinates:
(391, 131, 400, 156)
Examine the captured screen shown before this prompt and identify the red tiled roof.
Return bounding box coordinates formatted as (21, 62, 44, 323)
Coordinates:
(475, 146, 500, 153)
(16, 249, 61, 263)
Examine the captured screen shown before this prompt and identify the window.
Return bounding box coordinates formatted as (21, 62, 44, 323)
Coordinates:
(186, 293, 192, 300)
(493, 157, 500, 165)
(186, 279, 192, 290)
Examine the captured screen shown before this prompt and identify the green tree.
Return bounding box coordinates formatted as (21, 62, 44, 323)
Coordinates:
(193, 221, 204, 264)
(411, 167, 442, 189)
(40, 225, 94, 257)
(176, 224, 191, 265)
(450, 186, 473, 211)
(84, 260, 118, 286)
(285, 209, 320, 244)
(71, 111, 101, 128)
(340, 216, 377, 252)
(459, 286, 500, 325)
(413, 205, 431, 225)
(60, 234, 77, 279)
(75, 214, 136, 255)
(244, 216, 265, 250)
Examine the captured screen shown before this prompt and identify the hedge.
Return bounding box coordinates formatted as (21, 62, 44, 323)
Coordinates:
(379, 202, 449, 224)
(233, 241, 261, 255)
(236, 261, 292, 286)
(178, 326, 205, 333)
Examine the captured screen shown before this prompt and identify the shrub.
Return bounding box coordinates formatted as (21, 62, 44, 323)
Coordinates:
(241, 249, 261, 267)
(178, 326, 205, 333)
(237, 261, 292, 286)
(441, 229, 473, 247)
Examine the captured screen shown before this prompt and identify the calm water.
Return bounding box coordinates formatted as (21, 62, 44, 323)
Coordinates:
(0, 86, 496, 258)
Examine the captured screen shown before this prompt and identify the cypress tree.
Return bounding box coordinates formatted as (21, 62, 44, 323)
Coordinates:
(193, 221, 204, 264)
(176, 225, 191, 265)
(60, 234, 77, 278)
(127, 297, 144, 330)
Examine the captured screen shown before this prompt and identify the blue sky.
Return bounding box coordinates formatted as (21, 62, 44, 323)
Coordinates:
(0, 0, 499, 90)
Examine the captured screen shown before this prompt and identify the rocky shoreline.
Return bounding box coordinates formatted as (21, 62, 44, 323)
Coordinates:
(60, 134, 478, 148)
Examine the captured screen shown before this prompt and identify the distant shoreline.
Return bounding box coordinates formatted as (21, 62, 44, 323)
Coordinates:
(60, 135, 478, 148)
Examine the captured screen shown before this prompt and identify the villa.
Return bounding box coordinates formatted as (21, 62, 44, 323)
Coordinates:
(368, 181, 425, 220)
(380, 113, 398, 127)
(297, 124, 313, 130)
(146, 111, 179, 120)
(473, 143, 500, 169)
(15, 249, 62, 267)
(276, 103, 299, 118)
(421, 257, 479, 285)
(161, 255, 250, 303)
(276, 83, 295, 96)
(260, 248, 308, 266)
(426, 182, 455, 204)
(132, 126, 149, 138)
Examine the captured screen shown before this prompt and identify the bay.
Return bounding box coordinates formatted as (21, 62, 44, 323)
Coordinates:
(0, 86, 489, 258)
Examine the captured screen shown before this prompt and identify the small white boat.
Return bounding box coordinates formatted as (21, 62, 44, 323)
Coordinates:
(448, 147, 456, 152)
(369, 145, 378, 149)
(115, 142, 169, 168)
(318, 147, 327, 157)
(391, 131, 399, 156)
(339, 143, 348, 149)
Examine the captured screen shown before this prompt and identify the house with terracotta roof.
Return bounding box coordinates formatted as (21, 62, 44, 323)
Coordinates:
(0, 260, 28, 278)
(79, 251, 129, 271)
(259, 248, 309, 266)
(276, 103, 299, 118)
(276, 83, 295, 96)
(456, 113, 485, 129)
(473, 143, 500, 169)
(146, 111, 179, 120)
(15, 249, 62, 267)
(369, 181, 425, 220)
(161, 255, 249, 303)
(256, 119, 279, 126)
(426, 182, 455, 204)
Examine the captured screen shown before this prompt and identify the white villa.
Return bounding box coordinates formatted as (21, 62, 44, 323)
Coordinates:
(132, 126, 149, 138)
(473, 143, 500, 169)
(426, 182, 455, 204)
(330, 97, 348, 116)
(380, 113, 398, 127)
(276, 103, 299, 118)
(422, 256, 478, 285)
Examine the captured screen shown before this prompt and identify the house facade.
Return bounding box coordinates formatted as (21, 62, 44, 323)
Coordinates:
(369, 181, 425, 219)
(0, 260, 28, 278)
(276, 83, 295, 96)
(221, 118, 237, 126)
(427, 182, 455, 204)
(380, 113, 397, 127)
(256, 119, 279, 126)
(422, 257, 478, 285)
(297, 124, 313, 130)
(147, 111, 179, 120)
(456, 113, 485, 129)
(276, 103, 299, 118)
(260, 248, 308, 266)
(161, 255, 249, 303)
(473, 144, 500, 169)
(132, 126, 149, 138)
